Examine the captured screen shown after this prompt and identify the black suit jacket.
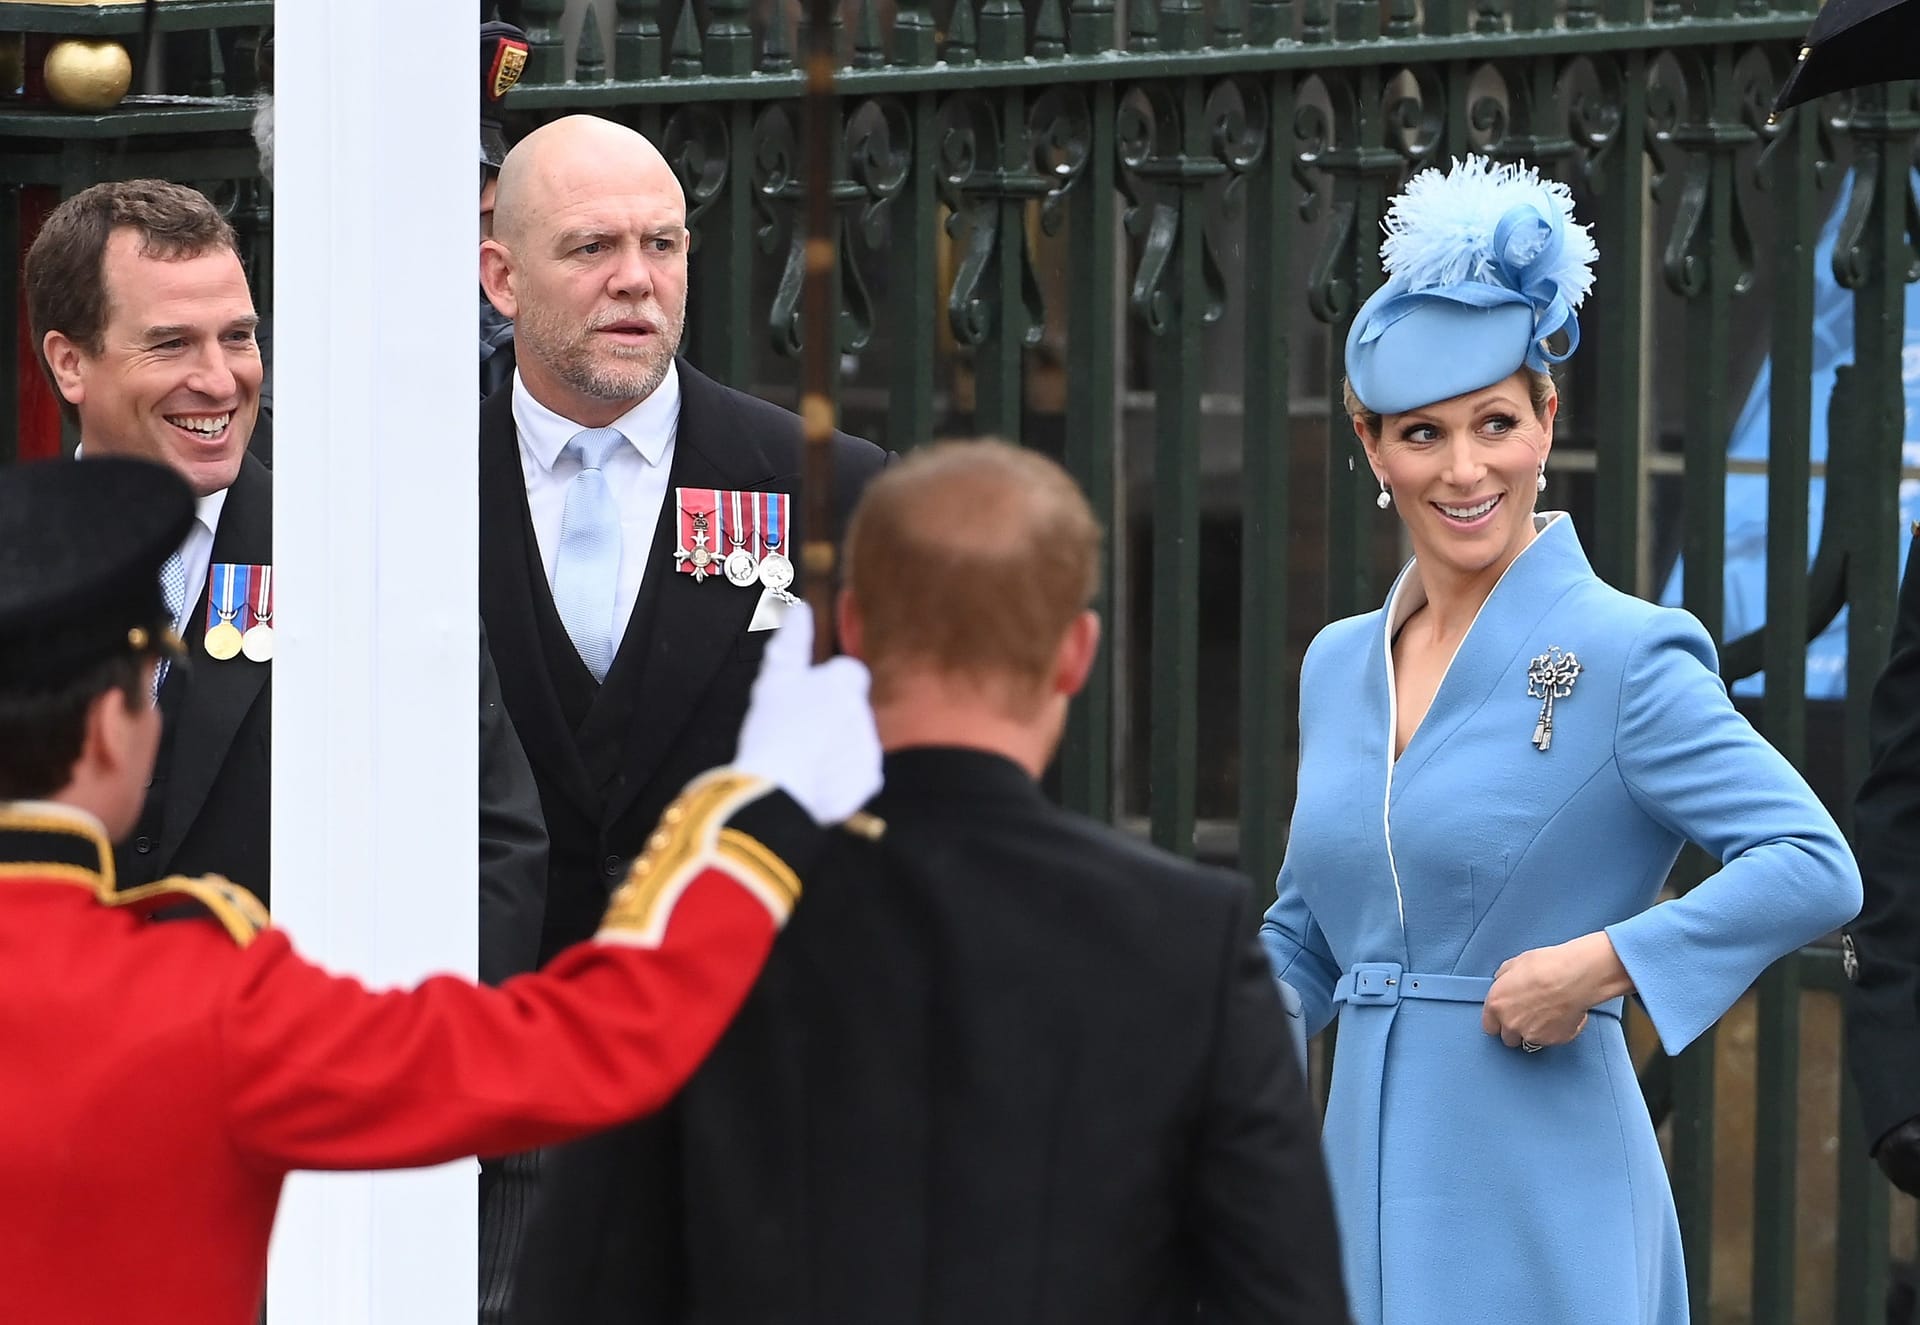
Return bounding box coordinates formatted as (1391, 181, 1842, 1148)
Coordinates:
(123, 452, 274, 894)
(479, 359, 890, 963)
(516, 748, 1350, 1325)
(116, 450, 551, 984)
(1848, 529, 1920, 1149)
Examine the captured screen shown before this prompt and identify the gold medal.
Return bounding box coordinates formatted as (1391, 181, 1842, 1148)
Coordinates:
(203, 562, 244, 660)
(205, 621, 243, 660)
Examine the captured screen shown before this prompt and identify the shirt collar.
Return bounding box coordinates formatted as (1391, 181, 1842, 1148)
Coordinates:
(194, 485, 229, 539)
(511, 360, 681, 473)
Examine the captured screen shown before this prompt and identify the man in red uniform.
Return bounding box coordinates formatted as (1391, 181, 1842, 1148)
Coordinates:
(0, 455, 879, 1324)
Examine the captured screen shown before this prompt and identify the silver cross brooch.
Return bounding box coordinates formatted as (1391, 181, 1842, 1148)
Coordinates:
(1525, 647, 1583, 752)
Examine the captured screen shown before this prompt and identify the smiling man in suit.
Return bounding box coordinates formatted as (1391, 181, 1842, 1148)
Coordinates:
(26, 178, 557, 1319)
(478, 114, 887, 966)
(28, 181, 550, 970)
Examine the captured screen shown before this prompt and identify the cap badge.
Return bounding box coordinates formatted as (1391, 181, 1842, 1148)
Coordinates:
(490, 40, 528, 100)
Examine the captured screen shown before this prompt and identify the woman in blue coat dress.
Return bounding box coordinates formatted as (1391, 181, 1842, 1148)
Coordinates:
(1260, 157, 1862, 1324)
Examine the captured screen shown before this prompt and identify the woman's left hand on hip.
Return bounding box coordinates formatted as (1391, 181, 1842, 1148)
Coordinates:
(1482, 932, 1628, 1050)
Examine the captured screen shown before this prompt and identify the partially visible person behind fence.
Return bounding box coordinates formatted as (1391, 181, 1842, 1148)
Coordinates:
(479, 19, 529, 398)
(1259, 155, 1861, 1325)
(514, 438, 1350, 1325)
(1843, 519, 1920, 1202)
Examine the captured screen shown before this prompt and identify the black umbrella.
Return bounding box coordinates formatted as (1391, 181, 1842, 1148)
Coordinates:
(1773, 0, 1920, 112)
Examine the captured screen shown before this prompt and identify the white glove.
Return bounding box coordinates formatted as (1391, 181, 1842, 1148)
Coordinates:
(733, 608, 881, 826)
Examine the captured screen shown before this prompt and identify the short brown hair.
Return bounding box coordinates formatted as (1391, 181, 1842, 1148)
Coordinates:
(0, 654, 145, 800)
(25, 180, 241, 425)
(844, 440, 1101, 714)
(1344, 365, 1556, 438)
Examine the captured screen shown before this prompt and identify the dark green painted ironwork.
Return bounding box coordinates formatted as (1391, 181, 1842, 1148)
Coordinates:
(1137, 73, 1213, 854)
(6, 5, 1919, 1315)
(1837, 83, 1918, 798)
(1586, 48, 1648, 594)
(1668, 45, 1750, 1319)
(1748, 98, 1815, 1325)
(1057, 6, 1117, 822)
(1238, 68, 1292, 896)
(0, 0, 268, 34)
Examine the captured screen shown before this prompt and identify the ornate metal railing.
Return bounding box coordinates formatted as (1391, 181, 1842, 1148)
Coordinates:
(6, 0, 1920, 1316)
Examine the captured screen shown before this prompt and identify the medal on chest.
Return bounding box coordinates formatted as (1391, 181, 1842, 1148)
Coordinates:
(758, 492, 798, 603)
(673, 495, 719, 582)
(723, 487, 761, 588)
(203, 563, 247, 660)
(241, 564, 274, 662)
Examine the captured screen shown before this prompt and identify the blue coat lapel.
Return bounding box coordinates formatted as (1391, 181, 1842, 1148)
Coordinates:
(1388, 515, 1592, 793)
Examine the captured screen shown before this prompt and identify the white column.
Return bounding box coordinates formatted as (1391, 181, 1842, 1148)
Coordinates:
(266, 0, 479, 1319)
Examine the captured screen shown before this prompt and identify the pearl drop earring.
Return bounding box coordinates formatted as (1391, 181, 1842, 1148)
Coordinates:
(1536, 467, 1547, 493)
(1376, 483, 1392, 510)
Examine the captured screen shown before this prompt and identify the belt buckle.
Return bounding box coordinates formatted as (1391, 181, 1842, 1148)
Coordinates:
(1349, 962, 1403, 1006)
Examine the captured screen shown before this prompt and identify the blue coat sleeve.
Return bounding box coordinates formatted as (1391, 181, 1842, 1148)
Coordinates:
(1260, 862, 1341, 1041)
(1603, 609, 1862, 1054)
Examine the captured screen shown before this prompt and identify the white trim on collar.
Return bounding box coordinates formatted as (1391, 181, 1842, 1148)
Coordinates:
(1386, 510, 1563, 637)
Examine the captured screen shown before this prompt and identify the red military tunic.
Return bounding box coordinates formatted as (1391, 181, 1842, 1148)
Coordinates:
(0, 769, 815, 1325)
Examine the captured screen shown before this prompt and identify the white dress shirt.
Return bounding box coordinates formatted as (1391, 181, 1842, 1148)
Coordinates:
(176, 488, 230, 631)
(76, 446, 228, 632)
(512, 362, 681, 646)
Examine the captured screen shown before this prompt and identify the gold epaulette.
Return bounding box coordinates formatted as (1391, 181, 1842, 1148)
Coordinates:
(105, 873, 270, 947)
(600, 770, 798, 946)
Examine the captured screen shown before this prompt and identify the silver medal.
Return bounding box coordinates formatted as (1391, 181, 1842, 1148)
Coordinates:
(723, 489, 760, 587)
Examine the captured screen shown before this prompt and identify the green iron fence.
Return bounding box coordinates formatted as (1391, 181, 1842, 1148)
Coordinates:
(5, 0, 1920, 1316)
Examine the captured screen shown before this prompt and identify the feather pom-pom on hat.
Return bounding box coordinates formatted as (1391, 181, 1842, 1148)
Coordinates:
(1345, 156, 1599, 416)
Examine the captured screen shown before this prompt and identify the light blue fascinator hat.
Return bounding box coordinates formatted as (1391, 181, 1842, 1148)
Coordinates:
(1345, 156, 1598, 416)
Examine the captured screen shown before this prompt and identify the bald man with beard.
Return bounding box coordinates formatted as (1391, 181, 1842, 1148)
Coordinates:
(478, 115, 888, 1315)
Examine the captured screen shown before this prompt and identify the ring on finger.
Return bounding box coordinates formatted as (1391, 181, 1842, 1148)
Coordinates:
(1520, 1039, 1545, 1053)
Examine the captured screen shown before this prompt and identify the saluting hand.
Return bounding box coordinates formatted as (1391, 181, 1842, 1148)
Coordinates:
(1482, 932, 1633, 1051)
(733, 609, 882, 826)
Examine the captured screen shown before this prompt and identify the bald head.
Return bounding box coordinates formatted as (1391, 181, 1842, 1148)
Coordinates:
(480, 115, 690, 425)
(843, 440, 1102, 712)
(493, 115, 682, 248)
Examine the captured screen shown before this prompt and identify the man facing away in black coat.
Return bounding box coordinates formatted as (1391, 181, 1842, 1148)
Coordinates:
(515, 440, 1350, 1325)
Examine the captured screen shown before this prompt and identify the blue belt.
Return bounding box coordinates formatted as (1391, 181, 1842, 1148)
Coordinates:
(1325, 961, 1624, 1323)
(1332, 961, 1625, 1021)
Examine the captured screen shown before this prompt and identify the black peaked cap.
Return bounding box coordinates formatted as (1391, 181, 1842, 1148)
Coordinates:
(0, 458, 193, 688)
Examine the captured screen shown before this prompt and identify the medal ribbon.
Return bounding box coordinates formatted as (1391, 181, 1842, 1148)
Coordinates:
(206, 563, 244, 630)
(729, 489, 747, 548)
(764, 492, 783, 552)
(250, 565, 273, 628)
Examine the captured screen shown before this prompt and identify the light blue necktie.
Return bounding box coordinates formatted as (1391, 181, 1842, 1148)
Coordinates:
(153, 549, 188, 697)
(552, 428, 626, 682)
